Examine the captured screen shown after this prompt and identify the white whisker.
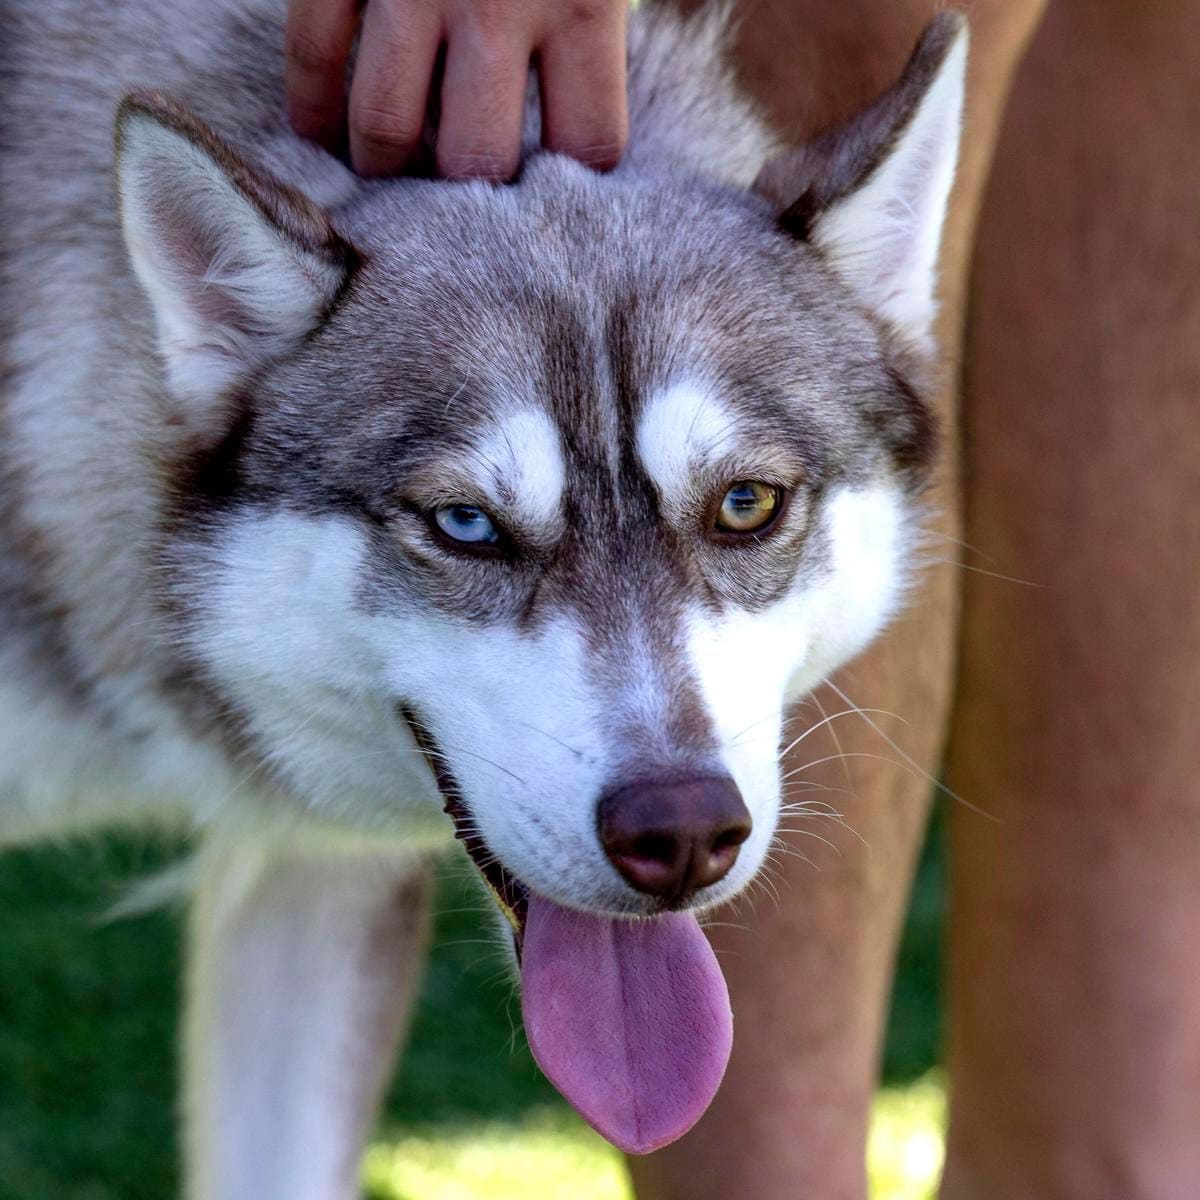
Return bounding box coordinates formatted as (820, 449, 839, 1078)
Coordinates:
(826, 680, 998, 820)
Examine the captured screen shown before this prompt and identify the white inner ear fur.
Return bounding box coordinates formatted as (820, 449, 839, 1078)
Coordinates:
(117, 115, 342, 410)
(812, 27, 967, 348)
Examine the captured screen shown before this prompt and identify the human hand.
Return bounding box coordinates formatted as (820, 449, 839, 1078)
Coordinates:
(285, 0, 629, 180)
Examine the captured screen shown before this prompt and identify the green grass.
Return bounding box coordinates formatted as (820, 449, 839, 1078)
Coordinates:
(364, 1113, 634, 1200)
(363, 1075, 946, 1200)
(0, 813, 945, 1198)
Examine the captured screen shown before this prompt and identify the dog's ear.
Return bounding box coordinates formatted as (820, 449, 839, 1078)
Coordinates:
(755, 13, 967, 349)
(115, 92, 356, 417)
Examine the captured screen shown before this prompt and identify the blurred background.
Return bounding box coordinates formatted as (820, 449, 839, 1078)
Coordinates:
(0, 809, 945, 1199)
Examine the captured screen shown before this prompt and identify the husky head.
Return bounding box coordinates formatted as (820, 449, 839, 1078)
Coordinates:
(115, 17, 965, 929)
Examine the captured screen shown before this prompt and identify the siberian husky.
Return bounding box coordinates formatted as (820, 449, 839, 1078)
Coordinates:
(0, 1, 966, 1193)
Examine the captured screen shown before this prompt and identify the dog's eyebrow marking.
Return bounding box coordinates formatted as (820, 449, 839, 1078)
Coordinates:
(635, 380, 740, 506)
(459, 407, 566, 530)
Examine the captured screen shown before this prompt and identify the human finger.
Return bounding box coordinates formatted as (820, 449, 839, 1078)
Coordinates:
(435, 17, 532, 181)
(348, 0, 442, 177)
(537, 2, 628, 170)
(284, 0, 360, 151)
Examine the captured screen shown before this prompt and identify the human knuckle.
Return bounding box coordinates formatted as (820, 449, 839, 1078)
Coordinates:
(558, 0, 612, 30)
(474, 33, 518, 76)
(351, 103, 416, 148)
(286, 28, 340, 75)
(551, 131, 623, 170)
(467, 0, 522, 33)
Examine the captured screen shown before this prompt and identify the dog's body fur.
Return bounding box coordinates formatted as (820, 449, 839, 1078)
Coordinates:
(1, 1, 966, 1193)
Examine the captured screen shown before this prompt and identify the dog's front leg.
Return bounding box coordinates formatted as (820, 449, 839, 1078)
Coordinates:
(183, 844, 431, 1200)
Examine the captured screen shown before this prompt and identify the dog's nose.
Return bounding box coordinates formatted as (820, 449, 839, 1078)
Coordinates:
(597, 776, 752, 905)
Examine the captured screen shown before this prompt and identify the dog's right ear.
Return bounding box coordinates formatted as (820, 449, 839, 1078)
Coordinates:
(115, 93, 356, 421)
(755, 14, 967, 352)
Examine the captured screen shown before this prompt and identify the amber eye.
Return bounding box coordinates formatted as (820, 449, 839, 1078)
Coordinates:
(714, 481, 783, 535)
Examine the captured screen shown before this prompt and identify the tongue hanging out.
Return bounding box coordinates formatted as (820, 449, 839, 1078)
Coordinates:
(520, 894, 733, 1155)
(415, 709, 739, 1152)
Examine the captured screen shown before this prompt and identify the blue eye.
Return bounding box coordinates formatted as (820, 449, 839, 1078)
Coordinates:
(433, 504, 499, 545)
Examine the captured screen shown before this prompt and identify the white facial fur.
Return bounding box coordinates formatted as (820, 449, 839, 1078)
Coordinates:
(442, 407, 567, 534)
(635, 381, 741, 504)
(186, 510, 623, 905)
(785, 486, 912, 698)
(180, 512, 446, 841)
(679, 485, 910, 901)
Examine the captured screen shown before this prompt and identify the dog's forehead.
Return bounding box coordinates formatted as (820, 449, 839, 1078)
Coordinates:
(332, 186, 856, 434)
(337, 162, 865, 398)
(248, 163, 920, 524)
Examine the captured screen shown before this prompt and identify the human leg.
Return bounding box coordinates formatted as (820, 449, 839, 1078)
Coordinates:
(630, 5, 1045, 1198)
(943, 4, 1200, 1196)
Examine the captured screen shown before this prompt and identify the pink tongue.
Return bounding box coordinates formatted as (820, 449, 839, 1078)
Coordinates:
(520, 894, 732, 1155)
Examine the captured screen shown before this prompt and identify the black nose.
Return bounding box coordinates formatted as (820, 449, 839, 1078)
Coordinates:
(597, 775, 752, 905)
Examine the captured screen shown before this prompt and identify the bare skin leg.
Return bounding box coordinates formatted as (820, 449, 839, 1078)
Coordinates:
(630, 5, 1044, 1198)
(942, 4, 1200, 1196)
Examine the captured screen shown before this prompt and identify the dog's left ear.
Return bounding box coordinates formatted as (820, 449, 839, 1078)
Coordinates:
(755, 13, 967, 349)
(115, 92, 356, 422)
